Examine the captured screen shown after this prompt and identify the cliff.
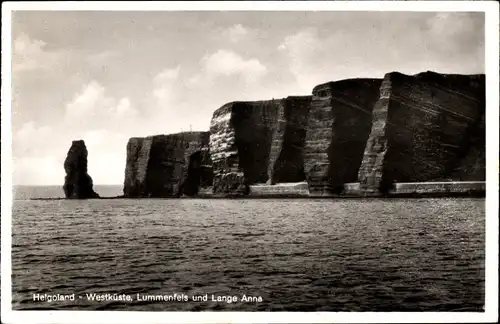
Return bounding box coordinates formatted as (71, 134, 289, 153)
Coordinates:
(123, 132, 212, 197)
(209, 96, 311, 195)
(357, 71, 485, 193)
(63, 140, 99, 199)
(119, 70, 485, 198)
(304, 79, 383, 194)
(451, 111, 486, 181)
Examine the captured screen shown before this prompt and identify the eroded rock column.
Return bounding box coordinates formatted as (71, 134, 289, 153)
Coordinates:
(63, 140, 100, 199)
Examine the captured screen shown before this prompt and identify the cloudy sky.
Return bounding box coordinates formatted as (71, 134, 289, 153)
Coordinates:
(11, 11, 484, 185)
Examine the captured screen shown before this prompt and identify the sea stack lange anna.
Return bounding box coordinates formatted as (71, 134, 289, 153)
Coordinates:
(63, 140, 99, 199)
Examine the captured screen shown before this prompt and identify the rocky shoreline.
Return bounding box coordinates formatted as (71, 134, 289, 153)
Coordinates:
(61, 70, 485, 200)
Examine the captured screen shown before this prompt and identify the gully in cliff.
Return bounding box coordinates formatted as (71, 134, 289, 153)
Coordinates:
(63, 140, 100, 199)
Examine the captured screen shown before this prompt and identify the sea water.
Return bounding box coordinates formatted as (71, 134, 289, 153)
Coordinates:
(11, 186, 485, 311)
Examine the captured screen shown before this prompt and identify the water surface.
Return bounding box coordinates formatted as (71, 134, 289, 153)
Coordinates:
(12, 187, 485, 311)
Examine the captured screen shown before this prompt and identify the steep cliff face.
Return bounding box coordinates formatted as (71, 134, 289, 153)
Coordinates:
(209, 96, 311, 194)
(358, 71, 485, 193)
(180, 134, 213, 196)
(63, 140, 99, 199)
(123, 132, 211, 197)
(304, 79, 382, 194)
(271, 96, 312, 184)
(123, 137, 151, 197)
(451, 111, 486, 181)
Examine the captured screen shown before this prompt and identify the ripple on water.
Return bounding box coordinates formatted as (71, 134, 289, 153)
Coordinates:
(12, 198, 485, 311)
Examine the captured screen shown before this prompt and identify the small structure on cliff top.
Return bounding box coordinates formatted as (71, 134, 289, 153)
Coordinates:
(63, 140, 100, 199)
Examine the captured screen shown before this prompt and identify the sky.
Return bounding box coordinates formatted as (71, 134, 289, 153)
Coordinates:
(10, 11, 485, 185)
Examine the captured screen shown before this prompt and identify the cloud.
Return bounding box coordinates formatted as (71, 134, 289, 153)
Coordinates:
(148, 57, 273, 138)
(13, 155, 64, 186)
(13, 126, 131, 185)
(278, 13, 485, 91)
(152, 66, 181, 102)
(212, 24, 253, 44)
(79, 129, 129, 184)
(227, 24, 249, 43)
(155, 66, 181, 81)
(86, 50, 121, 66)
(13, 121, 53, 157)
(12, 32, 62, 73)
(16, 121, 52, 140)
(12, 129, 128, 185)
(65, 81, 138, 131)
(427, 12, 479, 36)
(200, 49, 267, 83)
(148, 65, 210, 135)
(425, 12, 484, 56)
(278, 28, 330, 90)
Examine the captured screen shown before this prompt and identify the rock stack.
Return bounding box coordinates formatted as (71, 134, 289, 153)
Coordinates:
(63, 140, 99, 199)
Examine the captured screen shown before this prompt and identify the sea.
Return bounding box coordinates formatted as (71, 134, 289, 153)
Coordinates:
(10, 185, 485, 311)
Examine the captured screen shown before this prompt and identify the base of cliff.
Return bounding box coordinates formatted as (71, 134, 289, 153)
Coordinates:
(29, 181, 485, 200)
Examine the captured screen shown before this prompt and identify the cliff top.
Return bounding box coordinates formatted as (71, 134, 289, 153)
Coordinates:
(212, 96, 312, 118)
(312, 78, 382, 95)
(127, 132, 210, 148)
(384, 71, 485, 94)
(312, 71, 485, 95)
(128, 131, 209, 141)
(412, 70, 485, 78)
(385, 70, 485, 83)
